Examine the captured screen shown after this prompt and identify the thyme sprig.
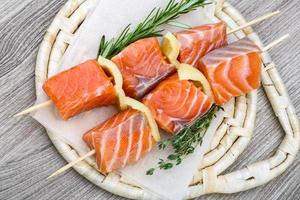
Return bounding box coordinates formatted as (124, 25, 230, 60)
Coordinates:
(146, 105, 220, 175)
(98, 0, 208, 59)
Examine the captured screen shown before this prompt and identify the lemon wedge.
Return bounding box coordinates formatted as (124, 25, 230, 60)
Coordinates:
(124, 97, 160, 142)
(97, 56, 127, 110)
(178, 63, 214, 102)
(162, 32, 181, 68)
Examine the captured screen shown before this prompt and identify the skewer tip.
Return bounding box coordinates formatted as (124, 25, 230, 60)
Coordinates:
(14, 110, 33, 118)
(14, 100, 52, 117)
(47, 168, 67, 180)
(46, 150, 96, 179)
(14, 110, 30, 117)
(227, 10, 281, 35)
(281, 33, 290, 39)
(262, 34, 290, 52)
(47, 174, 55, 180)
(273, 10, 281, 15)
(14, 113, 23, 118)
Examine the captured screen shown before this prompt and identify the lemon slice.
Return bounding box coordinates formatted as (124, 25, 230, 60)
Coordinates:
(162, 32, 181, 68)
(98, 57, 160, 141)
(124, 97, 160, 142)
(161, 33, 214, 102)
(97, 56, 127, 110)
(178, 63, 215, 102)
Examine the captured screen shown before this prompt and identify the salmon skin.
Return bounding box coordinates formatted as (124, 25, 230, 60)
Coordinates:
(112, 37, 176, 99)
(175, 22, 227, 68)
(83, 109, 154, 174)
(43, 60, 116, 120)
(143, 74, 212, 134)
(199, 37, 262, 105)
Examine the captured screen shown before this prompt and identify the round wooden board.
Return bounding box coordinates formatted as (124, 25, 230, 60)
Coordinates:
(34, 0, 299, 199)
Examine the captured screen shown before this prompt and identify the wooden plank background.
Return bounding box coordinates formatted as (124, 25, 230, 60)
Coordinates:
(0, 0, 299, 199)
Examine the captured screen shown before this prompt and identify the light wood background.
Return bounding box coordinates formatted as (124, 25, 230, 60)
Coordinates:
(0, 0, 299, 199)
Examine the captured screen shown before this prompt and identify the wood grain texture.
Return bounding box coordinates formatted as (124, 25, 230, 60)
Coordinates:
(0, 0, 299, 199)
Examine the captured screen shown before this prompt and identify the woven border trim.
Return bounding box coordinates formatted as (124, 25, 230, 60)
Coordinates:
(34, 0, 300, 199)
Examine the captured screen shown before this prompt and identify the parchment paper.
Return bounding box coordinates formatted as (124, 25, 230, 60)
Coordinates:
(32, 1, 227, 199)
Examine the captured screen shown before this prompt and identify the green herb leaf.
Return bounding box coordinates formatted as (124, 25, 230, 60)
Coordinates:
(146, 168, 155, 175)
(98, 0, 209, 59)
(158, 141, 167, 150)
(159, 162, 173, 170)
(167, 154, 178, 160)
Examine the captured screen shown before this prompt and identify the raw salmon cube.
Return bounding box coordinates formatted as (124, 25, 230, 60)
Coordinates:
(112, 37, 176, 99)
(199, 37, 261, 105)
(143, 74, 212, 134)
(175, 22, 227, 68)
(43, 60, 116, 120)
(83, 109, 154, 173)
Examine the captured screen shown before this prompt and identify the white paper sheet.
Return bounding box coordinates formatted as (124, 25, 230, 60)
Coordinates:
(32, 0, 223, 199)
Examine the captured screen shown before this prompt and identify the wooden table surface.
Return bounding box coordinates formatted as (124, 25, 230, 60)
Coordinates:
(0, 0, 299, 199)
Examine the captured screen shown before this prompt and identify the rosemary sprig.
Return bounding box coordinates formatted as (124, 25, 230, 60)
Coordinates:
(146, 105, 220, 175)
(98, 0, 208, 59)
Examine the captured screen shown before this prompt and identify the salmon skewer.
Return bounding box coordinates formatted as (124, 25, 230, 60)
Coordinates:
(172, 11, 280, 68)
(16, 37, 175, 120)
(110, 12, 280, 99)
(42, 37, 177, 120)
(143, 74, 212, 134)
(15, 38, 175, 118)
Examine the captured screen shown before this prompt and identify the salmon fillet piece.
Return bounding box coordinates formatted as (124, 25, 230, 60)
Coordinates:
(112, 37, 176, 99)
(175, 22, 227, 68)
(83, 109, 154, 173)
(143, 74, 212, 134)
(199, 37, 262, 105)
(43, 60, 116, 120)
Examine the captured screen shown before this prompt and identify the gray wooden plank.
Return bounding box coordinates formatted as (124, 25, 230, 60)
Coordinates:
(0, 0, 299, 200)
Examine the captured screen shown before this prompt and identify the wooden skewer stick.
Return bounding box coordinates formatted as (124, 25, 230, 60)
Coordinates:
(47, 149, 95, 179)
(47, 34, 290, 179)
(227, 10, 280, 34)
(261, 34, 290, 52)
(14, 100, 52, 117)
(15, 11, 281, 117)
